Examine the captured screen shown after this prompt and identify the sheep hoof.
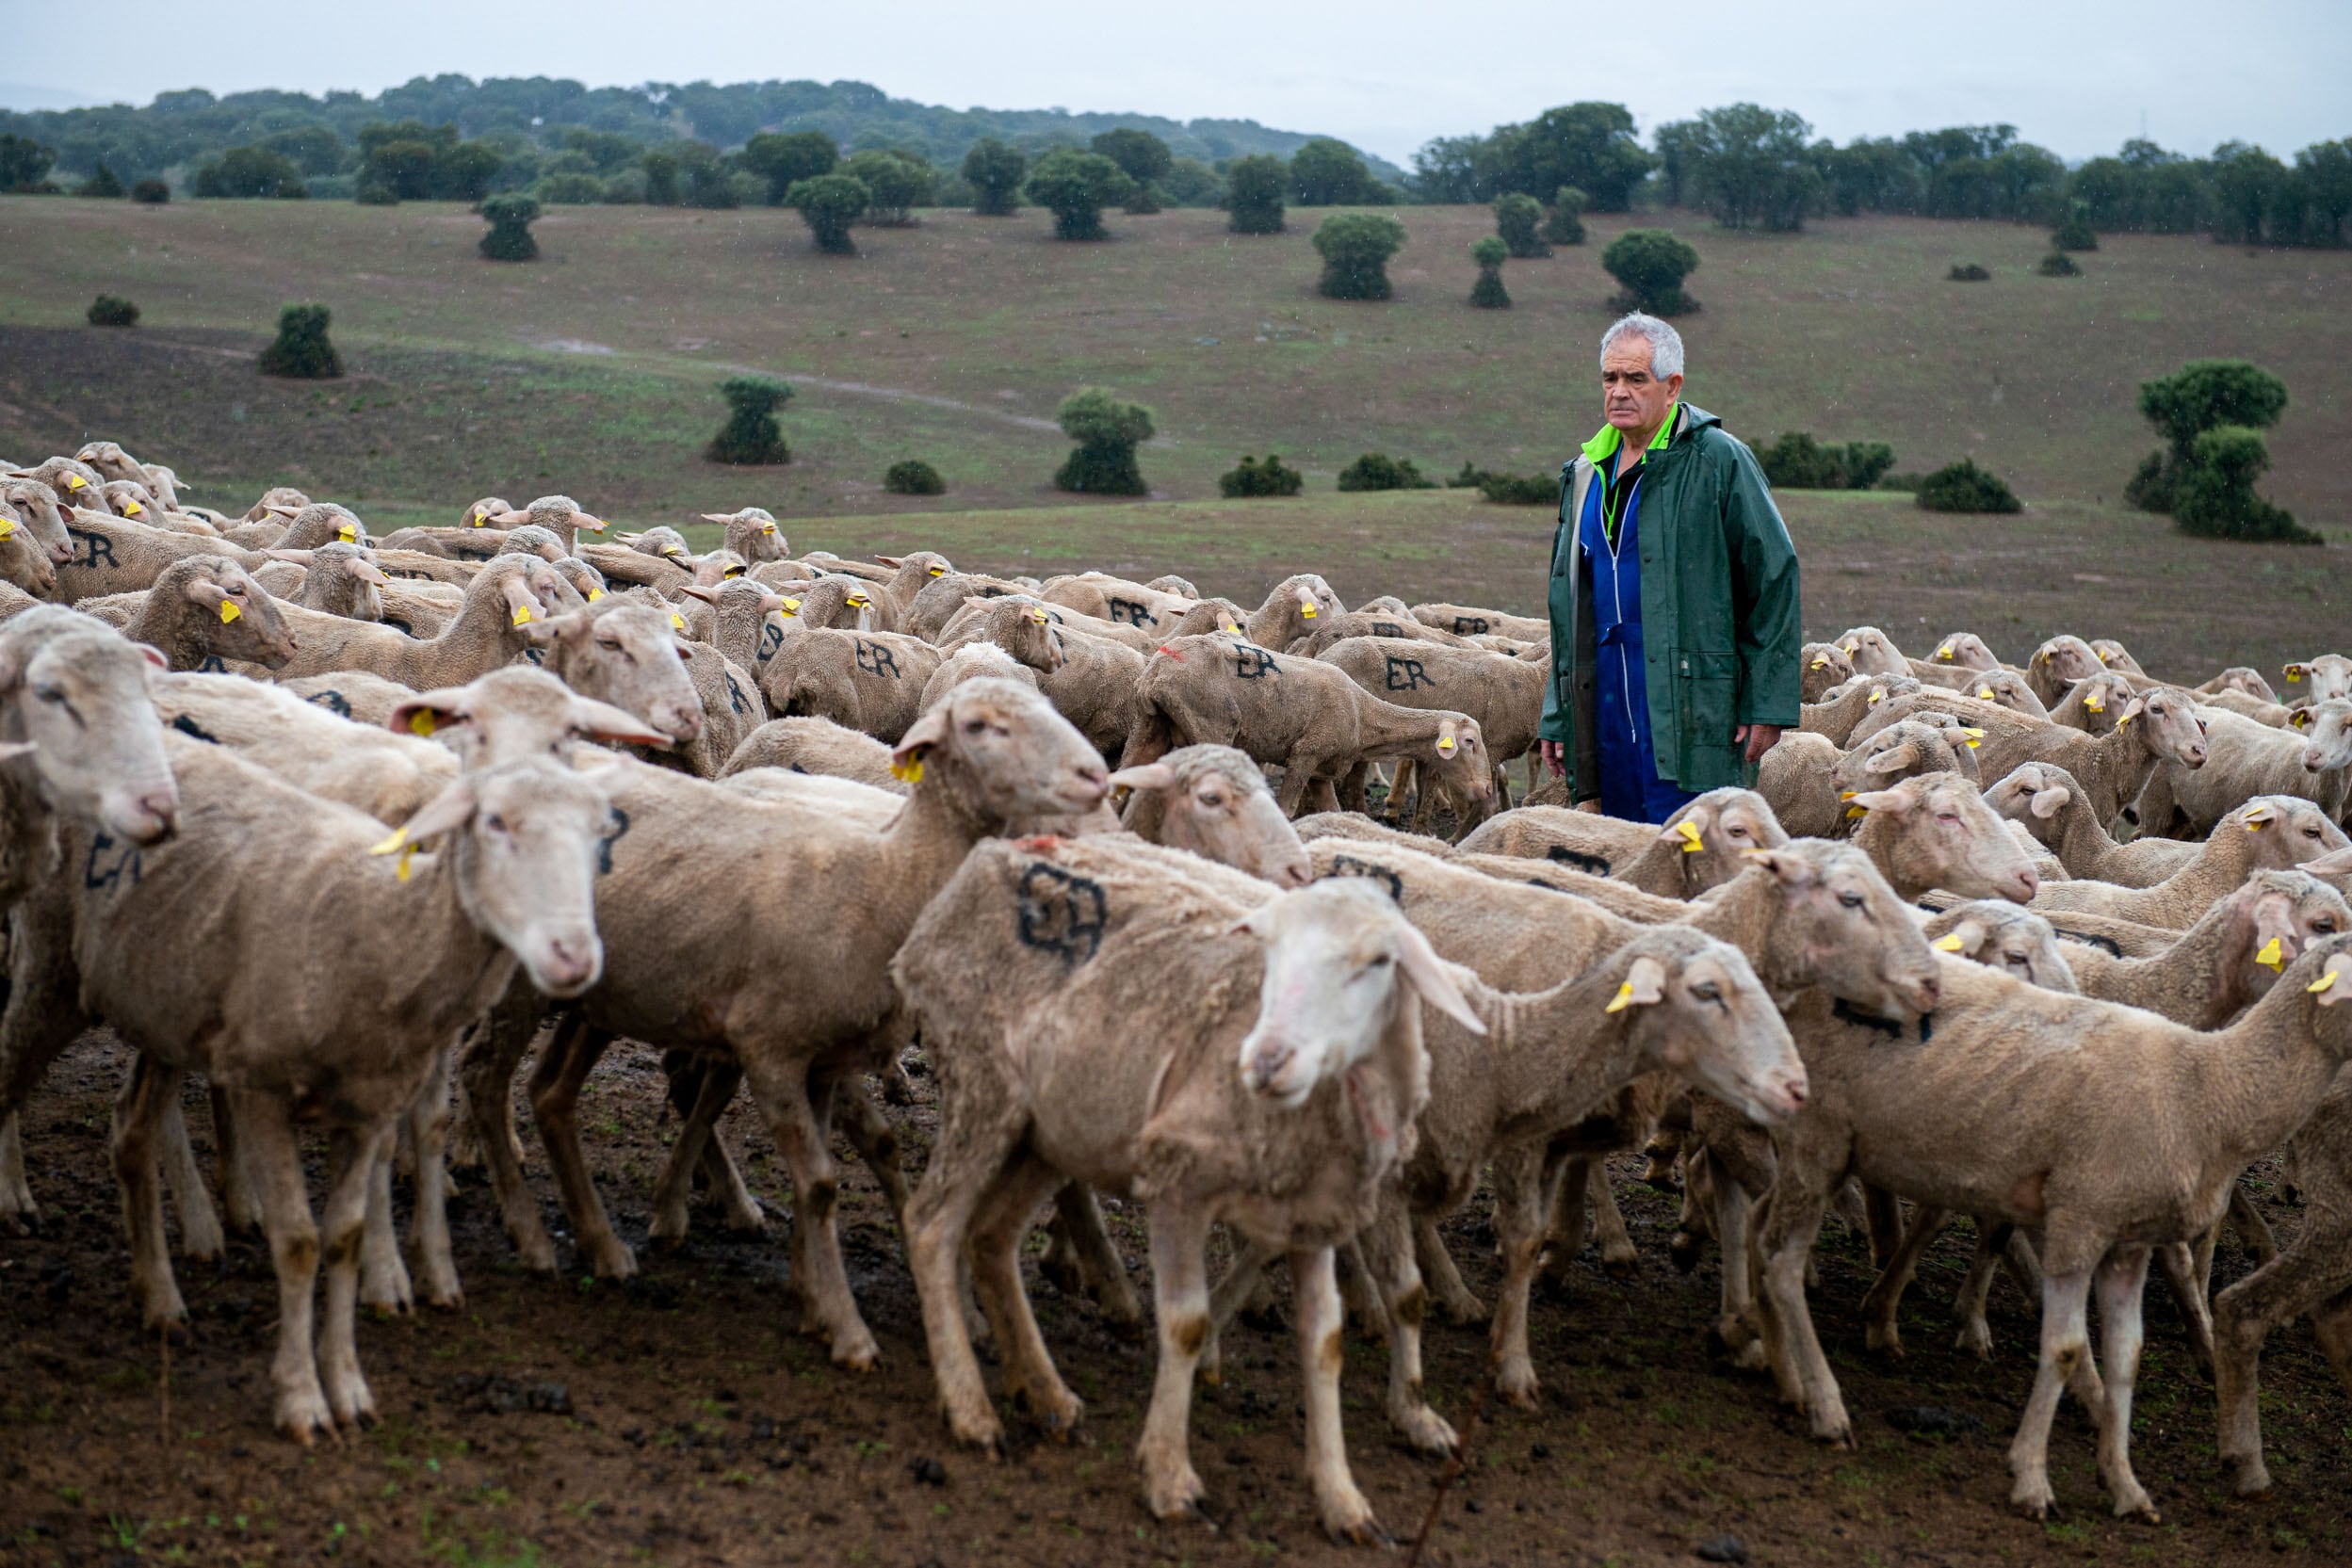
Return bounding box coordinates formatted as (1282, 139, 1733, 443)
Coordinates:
(276, 1392, 338, 1449)
(1599, 1250, 1639, 1281)
(1393, 1405, 1458, 1455)
(2223, 1454, 2273, 1497)
(1320, 1501, 1393, 1547)
(1144, 1468, 1210, 1524)
(1955, 1322, 1994, 1361)
(1667, 1231, 1705, 1274)
(1866, 1326, 1906, 1361)
(1496, 1366, 1540, 1410)
(944, 1407, 1003, 1454)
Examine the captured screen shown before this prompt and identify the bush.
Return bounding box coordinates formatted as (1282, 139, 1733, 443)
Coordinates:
(1053, 387, 1155, 495)
(962, 137, 1027, 216)
(1336, 452, 1433, 492)
(1602, 229, 1700, 315)
(1163, 157, 1225, 208)
(1476, 471, 1557, 505)
(740, 130, 837, 205)
(1543, 186, 1586, 246)
(1290, 137, 1373, 205)
(2128, 359, 2290, 514)
(1495, 192, 1549, 258)
(1312, 212, 1408, 300)
(258, 303, 341, 380)
(641, 151, 680, 206)
(355, 180, 398, 206)
(87, 295, 138, 327)
(2052, 206, 2099, 251)
(1218, 454, 1304, 498)
(787, 173, 869, 253)
(2172, 426, 2316, 542)
(1225, 154, 1288, 234)
(534, 171, 604, 204)
(1469, 234, 1511, 309)
(1026, 149, 1133, 240)
(600, 170, 646, 204)
(883, 459, 946, 496)
(707, 377, 793, 465)
(1124, 182, 1164, 216)
(2036, 251, 2081, 277)
(842, 150, 932, 225)
(1914, 459, 2020, 513)
(130, 179, 170, 205)
(0, 133, 57, 193)
(479, 194, 541, 262)
(192, 145, 308, 200)
(1091, 129, 1173, 190)
(1756, 433, 1895, 491)
(76, 162, 125, 199)
(1947, 262, 1990, 281)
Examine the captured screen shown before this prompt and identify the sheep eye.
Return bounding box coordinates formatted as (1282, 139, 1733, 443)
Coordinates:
(1839, 892, 1864, 910)
(2314, 920, 2338, 934)
(483, 814, 508, 833)
(1197, 792, 1224, 808)
(964, 719, 988, 736)
(1690, 981, 1722, 1003)
(1364, 954, 1393, 971)
(35, 684, 65, 704)
(596, 638, 623, 652)
(1935, 811, 1962, 825)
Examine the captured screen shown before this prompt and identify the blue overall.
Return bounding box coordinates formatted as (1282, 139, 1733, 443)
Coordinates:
(1581, 453, 1700, 824)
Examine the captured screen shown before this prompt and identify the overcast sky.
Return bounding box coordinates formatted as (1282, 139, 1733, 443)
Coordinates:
(4, 0, 2346, 164)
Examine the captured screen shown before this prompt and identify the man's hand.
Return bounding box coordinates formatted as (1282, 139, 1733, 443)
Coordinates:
(1540, 739, 1565, 779)
(1736, 723, 1785, 766)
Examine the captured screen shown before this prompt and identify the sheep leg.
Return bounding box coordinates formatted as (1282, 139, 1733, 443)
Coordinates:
(1413, 1213, 1487, 1325)
(1359, 1199, 1456, 1454)
(1273, 761, 1316, 818)
(2092, 1245, 2159, 1520)
(1755, 1182, 1851, 1444)
(1861, 1204, 1950, 1360)
(1338, 761, 1371, 816)
(2006, 1264, 2095, 1520)
(1305, 775, 1343, 816)
(1046, 1183, 1143, 1334)
(666, 1057, 767, 1230)
(0, 912, 94, 1228)
(1137, 1199, 1214, 1522)
(836, 1080, 909, 1232)
(2315, 1291, 2352, 1392)
(2213, 1229, 2352, 1495)
(1200, 1237, 1279, 1386)
(904, 1101, 1026, 1449)
(527, 1019, 637, 1280)
(207, 1083, 263, 1232)
(1953, 1221, 2012, 1360)
(1708, 1156, 1767, 1369)
(0, 1112, 28, 1228)
(741, 1056, 879, 1370)
(647, 1058, 738, 1247)
(2152, 1239, 2214, 1376)
(2228, 1183, 2280, 1267)
(970, 1154, 1082, 1435)
(318, 1122, 394, 1432)
(1487, 1142, 1551, 1407)
(233, 1089, 333, 1446)
(1541, 1154, 1592, 1286)
(460, 991, 560, 1273)
(1589, 1167, 1640, 1276)
(1861, 1183, 1906, 1269)
(1293, 1244, 1389, 1544)
(405, 1047, 462, 1309)
(358, 1145, 414, 1316)
(155, 1090, 224, 1263)
(112, 1056, 188, 1332)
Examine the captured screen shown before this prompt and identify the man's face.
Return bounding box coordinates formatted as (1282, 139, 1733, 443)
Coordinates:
(1601, 338, 1684, 436)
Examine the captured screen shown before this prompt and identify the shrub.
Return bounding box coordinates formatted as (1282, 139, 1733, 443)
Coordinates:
(87, 295, 138, 327)
(1756, 433, 1895, 491)
(192, 145, 308, 200)
(1225, 154, 1288, 234)
(1476, 471, 1557, 505)
(1469, 234, 1511, 309)
(2127, 359, 2290, 514)
(2036, 251, 2081, 277)
(1218, 454, 1304, 498)
(1336, 452, 1432, 492)
(356, 180, 398, 206)
(601, 170, 646, 204)
(1602, 229, 1700, 314)
(1091, 129, 1173, 190)
(1312, 212, 1408, 300)
(1495, 192, 1549, 258)
(707, 377, 793, 465)
(741, 131, 837, 205)
(2052, 206, 2099, 251)
(479, 194, 541, 262)
(641, 150, 680, 206)
(76, 162, 126, 199)
(1053, 387, 1155, 495)
(787, 173, 869, 253)
(842, 149, 932, 225)
(1026, 149, 1133, 240)
(1290, 137, 1373, 205)
(1125, 182, 1164, 216)
(258, 303, 341, 380)
(962, 137, 1027, 216)
(884, 459, 946, 495)
(1913, 459, 2020, 513)
(1163, 158, 1225, 208)
(534, 171, 604, 204)
(2172, 426, 2316, 542)
(0, 133, 57, 193)
(1543, 186, 1586, 246)
(130, 179, 170, 205)
(1947, 262, 1990, 281)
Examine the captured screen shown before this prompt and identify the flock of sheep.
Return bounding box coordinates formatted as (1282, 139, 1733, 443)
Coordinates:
(3, 440, 2351, 1544)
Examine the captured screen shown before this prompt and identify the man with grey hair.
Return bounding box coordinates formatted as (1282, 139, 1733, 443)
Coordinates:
(1537, 313, 1800, 821)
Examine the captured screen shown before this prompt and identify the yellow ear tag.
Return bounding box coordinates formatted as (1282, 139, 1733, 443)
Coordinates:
(586, 587, 605, 602)
(1932, 932, 1965, 952)
(761, 523, 777, 536)
(0, 518, 13, 541)
(847, 594, 869, 609)
(928, 565, 946, 576)
(670, 610, 687, 631)
(1604, 980, 1636, 1014)
(1937, 644, 1954, 660)
(338, 524, 357, 542)
(471, 508, 487, 525)
(368, 826, 417, 882)
(1839, 790, 1857, 800)
(2247, 815, 2269, 831)
(511, 604, 533, 626)
(219, 600, 242, 624)
(2286, 667, 2302, 683)
(1867, 688, 1885, 704)
(1030, 608, 1048, 624)
(780, 597, 802, 616)
(409, 709, 437, 738)
(2117, 712, 2134, 728)
(724, 565, 744, 578)
(1844, 804, 1868, 820)
(1809, 657, 1827, 670)
(64, 473, 86, 490)
(2084, 695, 2103, 713)
(1841, 640, 1858, 655)
(2311, 968, 2341, 994)
(2256, 936, 2284, 971)
(663, 546, 686, 558)
(124, 500, 144, 517)
(1977, 687, 1995, 700)
(1436, 736, 1456, 754)
(1674, 818, 1703, 852)
(1221, 621, 1241, 636)
(890, 753, 925, 784)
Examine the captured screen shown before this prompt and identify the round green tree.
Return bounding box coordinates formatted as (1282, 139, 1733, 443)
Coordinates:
(1053, 387, 1155, 494)
(1495, 192, 1549, 258)
(962, 138, 1027, 216)
(1289, 137, 1371, 205)
(130, 178, 170, 204)
(1218, 454, 1305, 498)
(842, 150, 932, 225)
(88, 294, 139, 327)
(787, 173, 870, 253)
(1091, 129, 1173, 189)
(1026, 149, 1134, 240)
(707, 377, 794, 465)
(1542, 186, 1587, 246)
(1225, 154, 1288, 234)
(1469, 235, 1511, 308)
(1914, 459, 2021, 514)
(77, 161, 126, 199)
(1312, 212, 1408, 300)
(741, 131, 837, 205)
(2052, 203, 2099, 251)
(884, 460, 947, 495)
(1601, 229, 1701, 315)
(258, 303, 340, 380)
(479, 194, 541, 261)
(2173, 426, 2314, 542)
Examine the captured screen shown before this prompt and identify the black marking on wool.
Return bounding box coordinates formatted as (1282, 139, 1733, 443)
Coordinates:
(1384, 655, 1433, 692)
(1546, 845, 1612, 877)
(83, 832, 141, 893)
(456, 547, 495, 563)
(1232, 646, 1279, 680)
(67, 526, 117, 572)
(2052, 926, 2125, 958)
(723, 671, 754, 717)
(382, 617, 414, 637)
(1452, 616, 1488, 636)
(1015, 862, 1108, 965)
(854, 639, 901, 679)
(758, 621, 785, 659)
(596, 807, 631, 876)
(1107, 597, 1158, 627)
(1321, 854, 1404, 904)
(522, 647, 545, 667)
(1833, 997, 1933, 1044)
(1371, 622, 1406, 639)
(170, 714, 220, 744)
(304, 688, 353, 718)
(195, 655, 227, 674)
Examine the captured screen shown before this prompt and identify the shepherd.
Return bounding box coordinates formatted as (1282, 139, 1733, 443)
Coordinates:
(1537, 313, 1802, 822)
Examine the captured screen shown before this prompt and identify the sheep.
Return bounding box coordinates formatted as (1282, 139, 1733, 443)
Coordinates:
(1113, 744, 1314, 889)
(57, 506, 268, 600)
(1283, 612, 1475, 659)
(1313, 636, 1546, 820)
(519, 598, 709, 763)
(1984, 761, 2199, 887)
(1242, 573, 1347, 651)
(259, 555, 562, 688)
(678, 577, 795, 673)
(2198, 666, 2278, 703)
(2090, 638, 2149, 678)
(1873, 687, 2210, 827)
(6, 456, 112, 513)
(0, 501, 60, 599)
(1145, 574, 1200, 598)
(1408, 601, 1549, 642)
(1746, 934, 2352, 1521)
(71, 441, 160, 493)
(760, 626, 946, 744)
(792, 549, 893, 583)
(1455, 788, 1786, 894)
(1760, 720, 1982, 838)
(722, 716, 905, 793)
(279, 671, 428, 727)
(2058, 864, 2352, 1026)
(0, 736, 616, 1443)
(932, 591, 1064, 680)
(867, 551, 956, 631)
(1830, 624, 1909, 676)
(380, 495, 609, 560)
(2027, 796, 2347, 927)
(1, 480, 76, 567)
(98, 479, 163, 524)
(903, 572, 1055, 641)
(2198, 687, 2292, 726)
(256, 502, 372, 553)
(1800, 673, 1922, 746)
(934, 589, 1155, 654)
(2140, 699, 2352, 833)
(103, 558, 300, 672)
(1039, 569, 1194, 632)
(1800, 641, 1855, 703)
(1121, 633, 1487, 818)
(374, 549, 484, 589)
(1294, 812, 1460, 860)
(252, 542, 393, 622)
(2025, 634, 2115, 707)
(697, 506, 786, 563)
(945, 598, 1144, 758)
(242, 486, 313, 522)
(1846, 771, 2041, 903)
(918, 640, 1043, 712)
(2046, 670, 2138, 735)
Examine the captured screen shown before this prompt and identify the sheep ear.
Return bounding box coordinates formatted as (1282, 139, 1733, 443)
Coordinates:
(566, 694, 674, 749)
(397, 774, 481, 846)
(1744, 848, 1816, 890)
(2312, 953, 2350, 1005)
(1865, 741, 1922, 774)
(0, 740, 33, 763)
(891, 705, 950, 783)
(265, 548, 315, 565)
(679, 583, 721, 604)
(1106, 762, 1178, 795)
(1945, 917, 1987, 955)
(1659, 803, 1709, 849)
(1394, 921, 1485, 1036)
(2244, 801, 2279, 830)
(1846, 785, 1913, 818)
(2289, 708, 2313, 730)
(136, 643, 170, 671)
(518, 613, 579, 648)
(874, 555, 903, 569)
(388, 693, 469, 740)
(2029, 784, 2070, 820)
(1435, 719, 1459, 756)
(1607, 955, 1668, 1013)
(699, 512, 736, 524)
(497, 573, 541, 626)
(181, 574, 233, 610)
(348, 558, 392, 587)
(2301, 845, 2352, 876)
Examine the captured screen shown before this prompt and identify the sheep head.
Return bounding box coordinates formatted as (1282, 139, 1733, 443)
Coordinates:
(890, 677, 1107, 830)
(1851, 771, 2040, 905)
(1925, 901, 2074, 992)
(0, 606, 180, 844)
(1744, 841, 1943, 1019)
(1112, 745, 1310, 889)
(391, 667, 676, 766)
(523, 601, 706, 746)
(1602, 928, 1808, 1125)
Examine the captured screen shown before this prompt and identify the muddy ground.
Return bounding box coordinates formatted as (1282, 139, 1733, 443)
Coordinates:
(4, 1033, 2347, 1568)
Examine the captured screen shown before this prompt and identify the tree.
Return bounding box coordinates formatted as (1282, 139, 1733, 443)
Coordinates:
(2293, 137, 2352, 247)
(130, 179, 170, 205)
(2172, 426, 2314, 542)
(1489, 103, 1653, 210)
(1025, 149, 1133, 241)
(2127, 359, 2289, 512)
(2052, 203, 2098, 251)
(1290, 137, 1371, 205)
(1543, 186, 1586, 245)
(1469, 235, 1511, 308)
(1162, 158, 1224, 208)
(787, 173, 869, 253)
(1494, 192, 1548, 257)
(641, 149, 681, 206)
(884, 460, 946, 495)
(1053, 387, 1154, 495)
(1662, 104, 1822, 231)
(437, 140, 503, 202)
(259, 303, 341, 380)
(1091, 129, 1173, 189)
(1913, 459, 2020, 513)
(479, 194, 541, 262)
(962, 137, 1027, 216)
(1225, 154, 1287, 234)
(75, 161, 125, 198)
(193, 146, 309, 200)
(87, 295, 138, 327)
(1757, 433, 1895, 490)
(0, 134, 56, 193)
(2211, 141, 2287, 244)
(842, 149, 932, 224)
(1336, 453, 1431, 491)
(1311, 212, 1407, 300)
(740, 131, 836, 205)
(707, 377, 793, 465)
(1601, 229, 1701, 315)
(1218, 454, 1304, 498)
